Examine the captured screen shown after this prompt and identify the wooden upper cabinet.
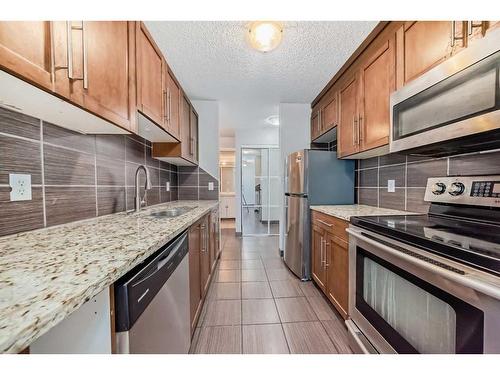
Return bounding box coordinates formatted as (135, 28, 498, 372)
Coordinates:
(80, 21, 136, 132)
(136, 21, 164, 127)
(396, 21, 465, 89)
(310, 107, 321, 140)
(190, 107, 199, 163)
(466, 21, 500, 45)
(0, 21, 54, 90)
(321, 90, 338, 133)
(164, 68, 180, 139)
(180, 95, 192, 159)
(358, 36, 395, 152)
(337, 73, 359, 157)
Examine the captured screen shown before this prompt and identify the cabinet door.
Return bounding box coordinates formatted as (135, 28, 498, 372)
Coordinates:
(165, 69, 180, 139)
(310, 108, 320, 140)
(467, 21, 500, 44)
(358, 37, 395, 152)
(200, 217, 211, 297)
(189, 223, 201, 332)
(136, 22, 164, 127)
(311, 225, 326, 292)
(78, 21, 136, 131)
(337, 73, 359, 157)
(190, 107, 199, 163)
(209, 212, 217, 272)
(180, 95, 191, 160)
(326, 235, 349, 319)
(321, 91, 338, 133)
(0, 21, 54, 90)
(396, 21, 465, 88)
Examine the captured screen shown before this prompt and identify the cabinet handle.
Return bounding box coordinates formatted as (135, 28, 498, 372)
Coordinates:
(450, 21, 464, 47)
(468, 21, 484, 36)
(165, 87, 171, 122)
(317, 219, 333, 227)
(358, 115, 363, 144)
(352, 116, 358, 146)
(66, 22, 73, 79)
(82, 21, 88, 90)
(318, 109, 322, 133)
(324, 241, 330, 267)
(169, 89, 172, 123)
(320, 238, 324, 265)
(66, 21, 87, 89)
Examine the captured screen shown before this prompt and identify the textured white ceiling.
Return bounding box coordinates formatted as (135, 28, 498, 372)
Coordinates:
(145, 21, 377, 128)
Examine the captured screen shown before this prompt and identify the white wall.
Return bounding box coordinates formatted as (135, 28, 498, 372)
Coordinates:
(235, 127, 279, 233)
(192, 100, 220, 178)
(220, 136, 235, 149)
(278, 103, 311, 250)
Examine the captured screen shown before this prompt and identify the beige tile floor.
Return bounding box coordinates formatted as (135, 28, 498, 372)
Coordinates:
(189, 229, 354, 354)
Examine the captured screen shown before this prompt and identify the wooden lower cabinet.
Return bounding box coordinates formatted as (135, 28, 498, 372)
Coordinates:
(188, 208, 220, 334)
(326, 235, 349, 318)
(311, 224, 327, 292)
(311, 211, 349, 319)
(199, 216, 210, 298)
(188, 220, 202, 333)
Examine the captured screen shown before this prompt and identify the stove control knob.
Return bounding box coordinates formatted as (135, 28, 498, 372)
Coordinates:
(448, 182, 465, 196)
(432, 182, 447, 195)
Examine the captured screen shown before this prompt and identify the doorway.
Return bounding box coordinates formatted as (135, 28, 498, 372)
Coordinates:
(240, 146, 281, 236)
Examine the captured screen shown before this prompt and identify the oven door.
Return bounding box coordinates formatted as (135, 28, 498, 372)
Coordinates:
(389, 28, 500, 155)
(347, 226, 500, 354)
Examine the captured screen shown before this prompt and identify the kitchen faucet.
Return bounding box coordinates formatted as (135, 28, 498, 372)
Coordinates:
(134, 165, 152, 212)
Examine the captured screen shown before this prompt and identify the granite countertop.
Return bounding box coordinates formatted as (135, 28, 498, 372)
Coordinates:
(0, 200, 218, 354)
(311, 204, 415, 221)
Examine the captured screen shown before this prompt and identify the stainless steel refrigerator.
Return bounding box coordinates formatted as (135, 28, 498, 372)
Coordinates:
(283, 150, 354, 280)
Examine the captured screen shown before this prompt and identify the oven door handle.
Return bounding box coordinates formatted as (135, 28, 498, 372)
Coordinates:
(346, 227, 500, 301)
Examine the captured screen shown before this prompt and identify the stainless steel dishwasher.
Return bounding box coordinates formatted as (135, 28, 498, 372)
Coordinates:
(114, 231, 190, 353)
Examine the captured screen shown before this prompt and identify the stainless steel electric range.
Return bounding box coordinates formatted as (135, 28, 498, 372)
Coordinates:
(346, 175, 500, 354)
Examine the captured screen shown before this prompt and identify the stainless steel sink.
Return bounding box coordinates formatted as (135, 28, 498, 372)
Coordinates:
(150, 206, 196, 218)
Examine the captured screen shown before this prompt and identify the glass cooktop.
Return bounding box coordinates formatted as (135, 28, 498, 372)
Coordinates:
(350, 214, 500, 276)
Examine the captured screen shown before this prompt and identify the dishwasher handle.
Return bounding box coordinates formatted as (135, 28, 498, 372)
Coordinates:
(131, 233, 186, 288)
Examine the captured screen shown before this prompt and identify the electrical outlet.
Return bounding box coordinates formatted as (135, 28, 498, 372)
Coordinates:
(208, 182, 214, 191)
(166, 181, 170, 192)
(387, 180, 396, 193)
(9, 174, 32, 201)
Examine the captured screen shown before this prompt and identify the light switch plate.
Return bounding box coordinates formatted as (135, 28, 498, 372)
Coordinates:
(387, 180, 396, 193)
(166, 182, 170, 192)
(208, 182, 214, 191)
(9, 173, 32, 201)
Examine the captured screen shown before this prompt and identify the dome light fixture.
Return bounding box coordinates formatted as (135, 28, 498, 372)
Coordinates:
(248, 21, 283, 52)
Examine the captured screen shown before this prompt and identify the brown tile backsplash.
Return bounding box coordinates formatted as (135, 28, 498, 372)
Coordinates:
(357, 149, 500, 211)
(45, 187, 97, 226)
(0, 187, 44, 237)
(0, 106, 40, 140)
(0, 106, 219, 237)
(0, 134, 42, 185)
(43, 145, 96, 185)
(97, 187, 126, 216)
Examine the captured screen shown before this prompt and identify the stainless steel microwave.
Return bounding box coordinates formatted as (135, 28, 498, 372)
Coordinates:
(390, 29, 500, 157)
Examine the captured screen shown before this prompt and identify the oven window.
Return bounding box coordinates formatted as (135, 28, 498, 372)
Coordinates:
(356, 248, 484, 353)
(392, 50, 499, 141)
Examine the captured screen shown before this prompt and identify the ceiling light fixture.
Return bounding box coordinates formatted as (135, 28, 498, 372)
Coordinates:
(248, 21, 283, 52)
(265, 115, 280, 126)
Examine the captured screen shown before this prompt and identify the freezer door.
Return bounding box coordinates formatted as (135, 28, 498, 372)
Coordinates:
(284, 195, 310, 280)
(286, 150, 306, 194)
